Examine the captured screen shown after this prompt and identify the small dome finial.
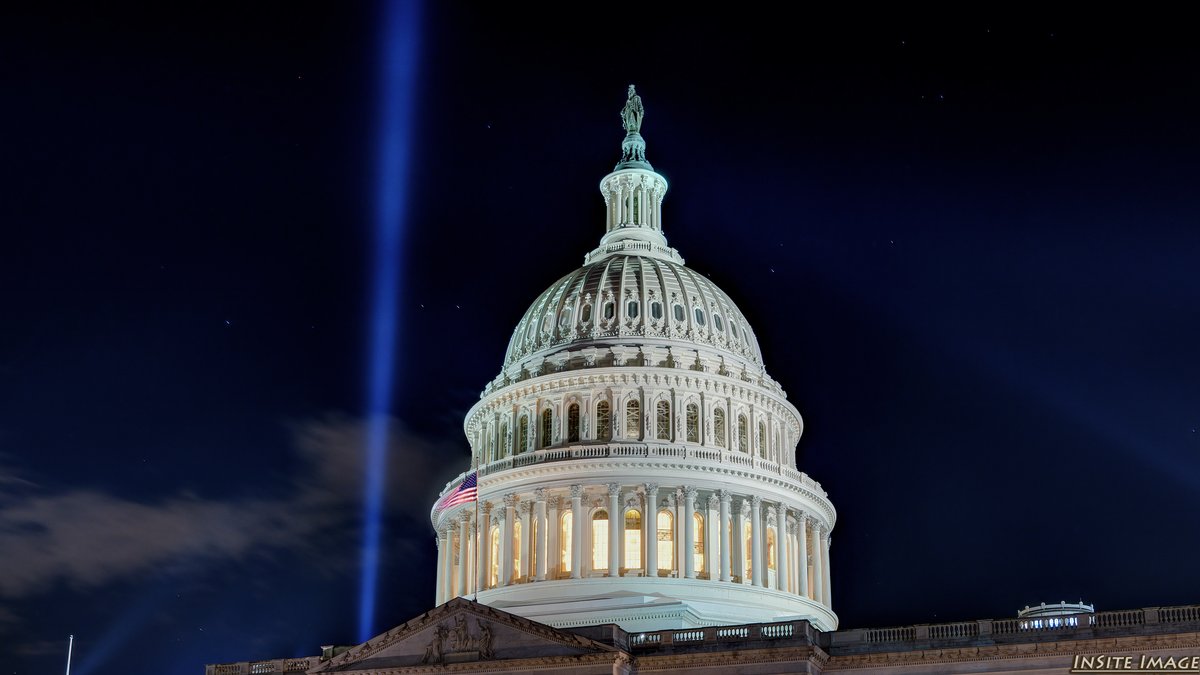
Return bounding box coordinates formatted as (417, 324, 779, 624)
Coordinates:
(616, 85, 651, 170)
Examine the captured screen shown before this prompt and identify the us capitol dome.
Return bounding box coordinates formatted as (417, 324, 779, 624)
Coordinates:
(430, 85, 837, 632)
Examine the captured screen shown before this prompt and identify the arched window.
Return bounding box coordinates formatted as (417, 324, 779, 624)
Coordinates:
(603, 302, 615, 320)
(580, 303, 592, 323)
(518, 415, 529, 454)
(560, 512, 573, 574)
(693, 512, 706, 575)
(499, 421, 509, 459)
(738, 414, 749, 453)
(624, 509, 642, 570)
(626, 300, 640, 319)
(657, 510, 674, 574)
(596, 400, 611, 441)
(592, 510, 609, 571)
(650, 301, 663, 320)
(625, 400, 640, 439)
(541, 408, 552, 448)
(694, 308, 706, 326)
(714, 408, 726, 448)
(656, 400, 670, 440)
(567, 403, 580, 443)
(758, 421, 767, 458)
(488, 526, 500, 588)
(767, 528, 777, 571)
(673, 304, 685, 322)
(686, 403, 699, 443)
(512, 519, 522, 583)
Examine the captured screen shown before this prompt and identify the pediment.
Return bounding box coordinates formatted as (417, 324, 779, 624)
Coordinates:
(312, 598, 618, 672)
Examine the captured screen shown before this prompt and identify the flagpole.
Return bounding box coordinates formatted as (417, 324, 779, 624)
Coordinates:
(65, 634, 74, 675)
(473, 468, 480, 602)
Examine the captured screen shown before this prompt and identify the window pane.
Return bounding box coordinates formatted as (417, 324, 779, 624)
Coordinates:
(568, 404, 580, 442)
(714, 409, 726, 448)
(597, 401, 611, 441)
(627, 301, 639, 319)
(561, 512, 573, 572)
(657, 511, 674, 572)
(592, 511, 609, 571)
(713, 314, 723, 331)
(581, 304, 592, 323)
(673, 304, 685, 322)
(656, 401, 670, 440)
(686, 404, 699, 443)
(694, 308, 706, 326)
(604, 302, 615, 320)
(624, 510, 642, 569)
(651, 302, 663, 320)
(626, 400, 640, 439)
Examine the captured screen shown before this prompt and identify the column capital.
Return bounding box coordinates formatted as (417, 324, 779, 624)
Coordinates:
(519, 502, 531, 516)
(666, 492, 677, 507)
(750, 495, 763, 509)
(683, 486, 697, 500)
(739, 499, 751, 517)
(786, 521, 796, 535)
(503, 493, 519, 508)
(643, 482, 660, 494)
(459, 511, 473, 524)
(548, 495, 563, 510)
(569, 484, 584, 499)
(607, 482, 622, 497)
(480, 501, 494, 515)
(718, 489, 732, 504)
(533, 487, 547, 502)
(707, 493, 719, 509)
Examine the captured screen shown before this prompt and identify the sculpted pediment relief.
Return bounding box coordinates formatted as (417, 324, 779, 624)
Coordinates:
(311, 598, 617, 672)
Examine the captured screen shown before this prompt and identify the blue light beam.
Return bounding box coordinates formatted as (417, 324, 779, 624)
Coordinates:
(360, 0, 421, 643)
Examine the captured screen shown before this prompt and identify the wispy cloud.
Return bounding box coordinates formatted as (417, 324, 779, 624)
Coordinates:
(0, 415, 464, 599)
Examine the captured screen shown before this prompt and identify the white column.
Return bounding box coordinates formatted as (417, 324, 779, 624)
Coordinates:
(718, 490, 732, 582)
(644, 484, 659, 577)
(501, 494, 516, 586)
(519, 502, 532, 581)
(750, 496, 763, 587)
(682, 487, 697, 578)
(457, 512, 471, 596)
(435, 528, 448, 603)
(547, 496, 560, 579)
(534, 489, 548, 581)
(822, 531, 832, 607)
(607, 483, 621, 576)
(777, 509, 789, 593)
(672, 490, 684, 576)
(811, 522, 824, 604)
(476, 502, 492, 592)
(733, 499, 747, 583)
(798, 515, 810, 599)
(570, 485, 584, 579)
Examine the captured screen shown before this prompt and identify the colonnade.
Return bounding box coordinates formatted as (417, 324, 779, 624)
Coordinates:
(434, 483, 832, 610)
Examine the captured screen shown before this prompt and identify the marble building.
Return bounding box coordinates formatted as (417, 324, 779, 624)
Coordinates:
(207, 88, 1200, 674)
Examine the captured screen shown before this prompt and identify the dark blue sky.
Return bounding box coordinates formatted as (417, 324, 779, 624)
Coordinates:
(3, 5, 1199, 674)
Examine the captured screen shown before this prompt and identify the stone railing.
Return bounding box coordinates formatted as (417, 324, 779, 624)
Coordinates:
(205, 657, 319, 675)
(831, 605, 1200, 653)
(628, 619, 810, 649)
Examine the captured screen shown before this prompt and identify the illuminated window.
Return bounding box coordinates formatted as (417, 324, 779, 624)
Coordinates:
(626, 300, 640, 319)
(714, 408, 726, 448)
(686, 403, 699, 443)
(592, 510, 609, 571)
(767, 529, 776, 570)
(541, 408, 552, 448)
(657, 511, 674, 573)
(488, 526, 500, 587)
(656, 400, 670, 440)
(758, 421, 766, 458)
(744, 522, 753, 580)
(567, 403, 580, 443)
(624, 509, 642, 569)
(673, 304, 685, 322)
(512, 520, 522, 582)
(518, 415, 528, 454)
(625, 400, 640, 439)
(560, 512, 573, 573)
(738, 414, 749, 453)
(596, 400, 611, 440)
(693, 512, 706, 574)
(650, 301, 663, 320)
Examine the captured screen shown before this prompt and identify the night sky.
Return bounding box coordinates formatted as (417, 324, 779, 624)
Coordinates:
(4, 6, 1200, 674)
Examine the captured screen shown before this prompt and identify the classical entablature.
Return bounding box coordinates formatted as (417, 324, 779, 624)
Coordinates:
(430, 87, 839, 633)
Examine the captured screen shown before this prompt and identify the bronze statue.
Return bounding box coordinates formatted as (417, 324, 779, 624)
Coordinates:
(621, 84, 644, 133)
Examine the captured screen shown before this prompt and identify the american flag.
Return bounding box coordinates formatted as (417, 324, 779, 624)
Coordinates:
(435, 471, 478, 512)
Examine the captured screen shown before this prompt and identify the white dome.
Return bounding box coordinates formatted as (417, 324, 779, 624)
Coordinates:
(502, 255, 765, 373)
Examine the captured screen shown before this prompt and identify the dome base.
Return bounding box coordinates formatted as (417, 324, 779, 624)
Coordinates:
(474, 577, 837, 633)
